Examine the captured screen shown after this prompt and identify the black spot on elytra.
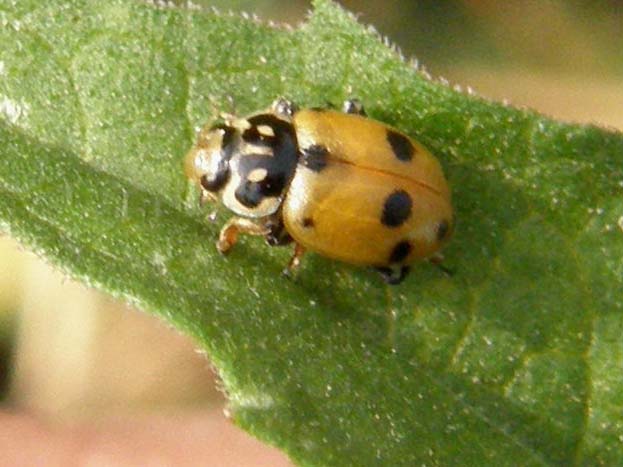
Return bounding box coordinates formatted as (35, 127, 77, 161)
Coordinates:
(389, 241, 412, 263)
(381, 190, 412, 227)
(386, 130, 415, 162)
(437, 219, 450, 241)
(302, 217, 314, 228)
(301, 144, 329, 172)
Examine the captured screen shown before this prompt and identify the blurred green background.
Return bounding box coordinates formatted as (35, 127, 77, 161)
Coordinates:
(205, 0, 623, 80)
(0, 0, 621, 436)
(189, 0, 623, 126)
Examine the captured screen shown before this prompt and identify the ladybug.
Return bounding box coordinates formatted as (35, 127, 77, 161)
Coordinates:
(185, 98, 453, 284)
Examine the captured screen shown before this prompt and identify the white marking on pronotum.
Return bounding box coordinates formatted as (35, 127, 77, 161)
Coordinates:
(230, 117, 251, 131)
(257, 124, 275, 137)
(247, 168, 268, 183)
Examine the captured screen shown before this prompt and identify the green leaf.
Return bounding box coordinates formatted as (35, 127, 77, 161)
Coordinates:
(1, 0, 623, 465)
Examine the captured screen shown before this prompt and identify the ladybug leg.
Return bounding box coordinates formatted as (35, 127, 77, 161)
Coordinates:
(283, 243, 306, 278)
(375, 265, 410, 285)
(271, 98, 299, 120)
(429, 253, 454, 276)
(342, 98, 367, 116)
(264, 215, 293, 247)
(199, 189, 218, 206)
(217, 217, 270, 254)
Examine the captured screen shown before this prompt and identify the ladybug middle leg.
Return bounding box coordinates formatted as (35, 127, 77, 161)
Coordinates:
(342, 98, 367, 116)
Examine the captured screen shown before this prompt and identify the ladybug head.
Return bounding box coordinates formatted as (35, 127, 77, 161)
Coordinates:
(185, 123, 237, 200)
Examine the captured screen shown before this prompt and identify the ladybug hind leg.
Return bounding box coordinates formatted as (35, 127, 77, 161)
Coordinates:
(429, 253, 454, 277)
(375, 265, 410, 285)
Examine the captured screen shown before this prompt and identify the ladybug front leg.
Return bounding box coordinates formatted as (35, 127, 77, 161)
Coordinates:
(217, 217, 270, 254)
(282, 243, 306, 277)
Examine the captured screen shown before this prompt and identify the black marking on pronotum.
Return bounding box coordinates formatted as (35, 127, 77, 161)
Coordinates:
(199, 125, 236, 193)
(381, 190, 412, 227)
(242, 126, 273, 147)
(389, 240, 412, 263)
(437, 219, 450, 242)
(248, 114, 292, 133)
(234, 115, 299, 208)
(242, 114, 280, 147)
(242, 113, 298, 148)
(302, 217, 314, 228)
(234, 162, 289, 208)
(208, 123, 236, 150)
(301, 144, 329, 172)
(235, 152, 297, 208)
(375, 265, 410, 285)
(234, 180, 264, 208)
(200, 169, 230, 193)
(386, 129, 415, 162)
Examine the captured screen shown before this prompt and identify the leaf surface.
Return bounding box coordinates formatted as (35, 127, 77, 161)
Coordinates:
(1, 1, 622, 465)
